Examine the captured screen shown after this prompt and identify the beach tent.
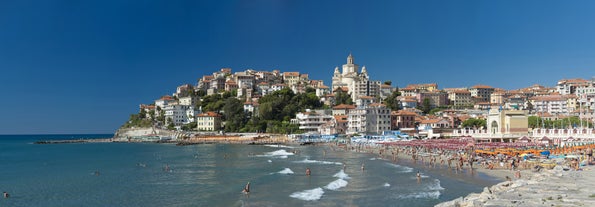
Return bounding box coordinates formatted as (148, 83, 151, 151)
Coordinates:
(539, 136, 552, 144)
(518, 136, 531, 143)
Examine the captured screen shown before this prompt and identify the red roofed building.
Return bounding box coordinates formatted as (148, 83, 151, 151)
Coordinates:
(196, 112, 222, 131)
(391, 110, 417, 130)
(332, 104, 356, 115)
(470, 85, 495, 103)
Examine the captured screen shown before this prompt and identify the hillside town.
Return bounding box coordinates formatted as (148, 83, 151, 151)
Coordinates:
(123, 54, 595, 143)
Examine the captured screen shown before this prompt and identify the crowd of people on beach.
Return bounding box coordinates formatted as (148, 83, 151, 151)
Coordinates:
(326, 139, 594, 177)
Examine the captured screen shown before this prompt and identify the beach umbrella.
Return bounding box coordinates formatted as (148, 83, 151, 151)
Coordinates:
(540, 150, 550, 156)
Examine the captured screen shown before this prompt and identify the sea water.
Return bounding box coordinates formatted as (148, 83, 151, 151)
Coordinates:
(0, 135, 500, 207)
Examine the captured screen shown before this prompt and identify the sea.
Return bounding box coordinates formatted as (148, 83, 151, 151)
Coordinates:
(0, 134, 501, 207)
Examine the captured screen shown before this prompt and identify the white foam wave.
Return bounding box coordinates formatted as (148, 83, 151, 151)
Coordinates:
(386, 163, 414, 173)
(384, 183, 391, 187)
(264, 144, 295, 149)
(278, 168, 294, 175)
(257, 149, 294, 158)
(396, 191, 441, 199)
(325, 179, 348, 190)
(294, 158, 342, 165)
(267, 160, 272, 163)
(426, 179, 445, 191)
(289, 187, 324, 201)
(369, 158, 377, 160)
(333, 170, 350, 179)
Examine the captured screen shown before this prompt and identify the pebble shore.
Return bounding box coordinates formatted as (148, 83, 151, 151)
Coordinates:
(436, 166, 595, 207)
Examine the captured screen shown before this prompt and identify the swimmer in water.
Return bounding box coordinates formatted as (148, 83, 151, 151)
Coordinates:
(361, 163, 365, 171)
(164, 164, 171, 172)
(416, 171, 421, 183)
(306, 168, 311, 176)
(94, 170, 100, 176)
(3, 191, 9, 198)
(242, 182, 250, 194)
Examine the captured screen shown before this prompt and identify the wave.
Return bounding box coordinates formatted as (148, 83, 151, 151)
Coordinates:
(289, 187, 324, 201)
(325, 179, 348, 190)
(257, 149, 294, 159)
(396, 191, 441, 199)
(264, 144, 295, 149)
(293, 158, 342, 165)
(277, 168, 294, 175)
(425, 179, 445, 191)
(267, 160, 272, 163)
(384, 183, 391, 187)
(333, 170, 350, 180)
(385, 163, 414, 173)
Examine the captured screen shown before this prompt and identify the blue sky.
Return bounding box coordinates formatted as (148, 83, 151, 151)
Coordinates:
(1, 0, 594, 134)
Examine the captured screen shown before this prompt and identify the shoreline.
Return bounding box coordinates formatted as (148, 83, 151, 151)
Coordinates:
(36, 137, 595, 206)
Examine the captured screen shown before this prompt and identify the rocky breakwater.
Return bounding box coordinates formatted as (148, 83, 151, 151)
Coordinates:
(436, 166, 595, 207)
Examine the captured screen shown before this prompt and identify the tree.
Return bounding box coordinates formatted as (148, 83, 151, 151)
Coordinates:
(384, 81, 392, 86)
(334, 90, 353, 105)
(461, 118, 486, 129)
(420, 98, 432, 114)
(223, 97, 247, 132)
(383, 88, 401, 111)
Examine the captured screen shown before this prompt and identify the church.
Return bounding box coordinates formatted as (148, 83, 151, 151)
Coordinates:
(332, 53, 382, 101)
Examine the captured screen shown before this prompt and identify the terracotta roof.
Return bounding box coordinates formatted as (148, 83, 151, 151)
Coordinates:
(197, 111, 221, 117)
(530, 95, 566, 102)
(391, 110, 417, 116)
(471, 85, 493, 89)
(333, 104, 356, 109)
(420, 119, 445, 124)
(359, 96, 374, 99)
(283, 72, 299, 77)
(159, 95, 175, 101)
(368, 103, 386, 107)
(334, 115, 348, 123)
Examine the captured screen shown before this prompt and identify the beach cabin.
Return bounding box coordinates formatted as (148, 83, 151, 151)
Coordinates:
(518, 136, 531, 143)
(539, 136, 552, 145)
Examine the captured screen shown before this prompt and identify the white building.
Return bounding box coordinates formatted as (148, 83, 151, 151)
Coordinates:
(164, 104, 193, 127)
(292, 109, 334, 133)
(347, 103, 391, 135)
(332, 54, 382, 100)
(530, 95, 570, 115)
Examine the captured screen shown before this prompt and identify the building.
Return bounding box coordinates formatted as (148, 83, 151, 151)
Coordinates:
(331, 54, 382, 100)
(447, 89, 472, 109)
(530, 95, 570, 115)
(292, 109, 333, 133)
(557, 78, 590, 95)
(196, 112, 222, 131)
(283, 72, 301, 87)
(391, 110, 417, 130)
(164, 104, 193, 127)
(469, 85, 495, 103)
(179, 96, 197, 106)
(417, 91, 448, 108)
(406, 83, 438, 92)
(347, 103, 391, 134)
(332, 104, 356, 116)
(486, 109, 529, 136)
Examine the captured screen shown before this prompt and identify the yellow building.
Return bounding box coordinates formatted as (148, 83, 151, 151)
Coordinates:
(486, 108, 528, 135)
(196, 112, 222, 131)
